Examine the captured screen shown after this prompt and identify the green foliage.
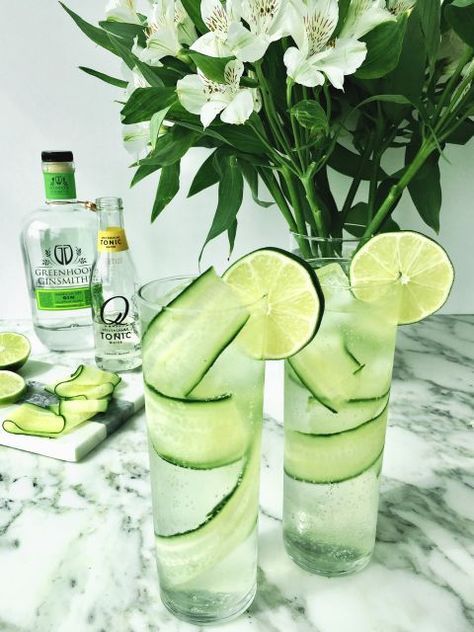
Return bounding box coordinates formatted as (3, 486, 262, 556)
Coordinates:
(64, 0, 474, 252)
(151, 163, 181, 221)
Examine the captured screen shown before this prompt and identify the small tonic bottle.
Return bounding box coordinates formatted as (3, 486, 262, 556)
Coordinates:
(20, 151, 96, 350)
(91, 197, 141, 372)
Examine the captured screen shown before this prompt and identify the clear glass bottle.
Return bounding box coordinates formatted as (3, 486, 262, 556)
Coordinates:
(20, 151, 96, 351)
(91, 197, 141, 372)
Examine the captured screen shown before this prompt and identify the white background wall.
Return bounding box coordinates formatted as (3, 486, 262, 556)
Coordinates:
(1, 0, 472, 318)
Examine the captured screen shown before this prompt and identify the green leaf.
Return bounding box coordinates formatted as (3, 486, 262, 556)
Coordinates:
(291, 101, 328, 135)
(99, 20, 146, 46)
(180, 0, 207, 33)
(356, 15, 408, 79)
(151, 162, 181, 222)
(446, 0, 474, 47)
(415, 0, 441, 68)
(60, 3, 118, 55)
(150, 108, 171, 149)
(131, 163, 161, 187)
(238, 159, 273, 208)
(187, 51, 234, 83)
(201, 154, 244, 257)
(406, 146, 442, 232)
(213, 122, 266, 154)
(140, 127, 200, 166)
(106, 35, 164, 87)
(328, 144, 387, 180)
(121, 87, 177, 123)
(445, 118, 474, 144)
(188, 151, 219, 197)
(345, 202, 399, 236)
(227, 219, 238, 256)
(79, 66, 128, 88)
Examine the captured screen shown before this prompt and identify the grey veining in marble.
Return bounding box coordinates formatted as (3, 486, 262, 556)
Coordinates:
(0, 316, 473, 632)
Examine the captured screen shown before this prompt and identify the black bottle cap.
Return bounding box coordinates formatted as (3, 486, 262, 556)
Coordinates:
(41, 151, 74, 163)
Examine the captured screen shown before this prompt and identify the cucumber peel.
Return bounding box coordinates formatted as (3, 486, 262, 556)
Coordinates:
(284, 403, 388, 484)
(46, 364, 121, 399)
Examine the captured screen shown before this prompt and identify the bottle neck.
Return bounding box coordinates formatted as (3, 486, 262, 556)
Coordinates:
(42, 161, 77, 203)
(97, 208, 129, 254)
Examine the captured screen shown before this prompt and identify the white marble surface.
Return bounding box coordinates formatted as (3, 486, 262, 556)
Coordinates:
(0, 316, 473, 632)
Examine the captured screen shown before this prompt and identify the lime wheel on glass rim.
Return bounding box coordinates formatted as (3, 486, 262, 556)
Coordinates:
(223, 247, 325, 359)
(350, 231, 454, 324)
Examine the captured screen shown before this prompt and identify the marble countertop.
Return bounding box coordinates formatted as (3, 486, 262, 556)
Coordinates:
(0, 316, 473, 632)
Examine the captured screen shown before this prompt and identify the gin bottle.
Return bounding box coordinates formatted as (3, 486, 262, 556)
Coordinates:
(20, 151, 97, 351)
(91, 197, 141, 372)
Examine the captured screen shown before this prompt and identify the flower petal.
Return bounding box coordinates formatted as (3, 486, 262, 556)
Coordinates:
(191, 32, 233, 57)
(227, 21, 269, 62)
(122, 122, 150, 155)
(105, 0, 141, 24)
(177, 74, 208, 115)
(201, 100, 228, 127)
(313, 38, 367, 89)
(284, 46, 325, 87)
(340, 0, 395, 40)
(220, 89, 255, 125)
(146, 27, 181, 62)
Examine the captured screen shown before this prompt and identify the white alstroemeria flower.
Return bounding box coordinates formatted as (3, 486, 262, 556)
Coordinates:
(191, 0, 235, 57)
(340, 0, 395, 40)
(177, 60, 258, 127)
(105, 0, 141, 24)
(142, 0, 196, 64)
(122, 122, 150, 154)
(227, 0, 291, 62)
(387, 0, 416, 15)
(284, 0, 367, 88)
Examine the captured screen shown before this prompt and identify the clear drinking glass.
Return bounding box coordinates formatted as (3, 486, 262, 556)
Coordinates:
(283, 235, 400, 576)
(137, 277, 264, 624)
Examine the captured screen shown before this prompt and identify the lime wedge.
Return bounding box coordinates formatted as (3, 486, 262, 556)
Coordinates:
(0, 332, 31, 371)
(350, 232, 454, 324)
(223, 248, 324, 359)
(0, 371, 27, 405)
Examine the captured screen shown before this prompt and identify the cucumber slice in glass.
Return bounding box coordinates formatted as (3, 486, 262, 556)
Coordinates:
(155, 442, 260, 587)
(284, 404, 388, 483)
(142, 268, 250, 398)
(145, 384, 250, 469)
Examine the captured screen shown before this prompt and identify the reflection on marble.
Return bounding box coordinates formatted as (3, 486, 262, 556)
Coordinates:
(0, 316, 473, 632)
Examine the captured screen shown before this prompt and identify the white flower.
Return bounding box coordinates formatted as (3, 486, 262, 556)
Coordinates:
(387, 0, 416, 15)
(191, 0, 235, 57)
(177, 60, 259, 126)
(284, 0, 367, 88)
(192, 0, 290, 62)
(141, 0, 196, 64)
(105, 0, 141, 24)
(228, 0, 291, 62)
(340, 0, 395, 40)
(122, 122, 150, 154)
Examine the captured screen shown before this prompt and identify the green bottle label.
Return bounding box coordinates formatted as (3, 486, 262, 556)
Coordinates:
(35, 287, 91, 311)
(43, 172, 77, 200)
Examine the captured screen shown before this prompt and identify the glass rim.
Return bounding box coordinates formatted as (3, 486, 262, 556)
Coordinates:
(137, 275, 265, 313)
(290, 228, 367, 244)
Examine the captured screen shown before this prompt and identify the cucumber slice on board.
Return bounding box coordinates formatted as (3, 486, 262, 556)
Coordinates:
(142, 268, 249, 398)
(145, 384, 250, 469)
(46, 365, 121, 399)
(155, 442, 260, 587)
(284, 404, 388, 484)
(50, 399, 110, 432)
(3, 403, 65, 437)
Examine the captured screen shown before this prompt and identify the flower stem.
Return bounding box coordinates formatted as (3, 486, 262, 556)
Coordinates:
(361, 141, 435, 239)
(286, 79, 305, 172)
(258, 168, 298, 233)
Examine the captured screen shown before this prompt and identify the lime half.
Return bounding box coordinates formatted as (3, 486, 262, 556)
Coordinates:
(350, 231, 454, 324)
(0, 371, 27, 405)
(223, 248, 324, 359)
(0, 332, 31, 371)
